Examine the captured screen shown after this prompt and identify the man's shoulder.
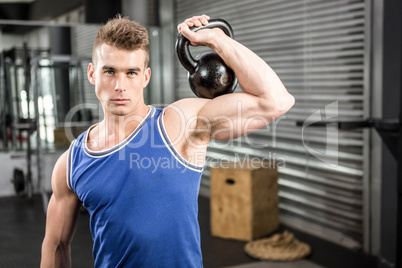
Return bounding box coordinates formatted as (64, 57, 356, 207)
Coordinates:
(54, 150, 69, 173)
(164, 98, 210, 123)
(163, 98, 212, 145)
(51, 150, 70, 191)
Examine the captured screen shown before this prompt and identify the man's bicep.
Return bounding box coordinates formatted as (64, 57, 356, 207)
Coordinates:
(44, 151, 82, 245)
(45, 193, 81, 244)
(197, 92, 273, 140)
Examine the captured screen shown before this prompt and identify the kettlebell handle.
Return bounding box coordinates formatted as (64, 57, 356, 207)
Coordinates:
(175, 18, 235, 74)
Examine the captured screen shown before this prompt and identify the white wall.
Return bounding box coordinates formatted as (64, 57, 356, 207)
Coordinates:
(0, 150, 62, 197)
(24, 27, 50, 49)
(1, 33, 24, 51)
(0, 26, 50, 51)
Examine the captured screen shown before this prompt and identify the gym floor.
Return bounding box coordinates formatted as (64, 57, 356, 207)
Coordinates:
(0, 194, 377, 268)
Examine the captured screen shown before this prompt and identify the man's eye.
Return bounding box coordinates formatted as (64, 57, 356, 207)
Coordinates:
(105, 70, 114, 74)
(128, 72, 136, 76)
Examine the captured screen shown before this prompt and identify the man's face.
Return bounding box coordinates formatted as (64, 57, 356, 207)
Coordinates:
(88, 43, 151, 117)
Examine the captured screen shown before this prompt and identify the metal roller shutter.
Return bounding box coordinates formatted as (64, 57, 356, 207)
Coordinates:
(174, 0, 369, 250)
(71, 24, 100, 119)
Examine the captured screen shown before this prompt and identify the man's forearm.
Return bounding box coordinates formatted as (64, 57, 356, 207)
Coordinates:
(41, 242, 72, 268)
(208, 29, 292, 104)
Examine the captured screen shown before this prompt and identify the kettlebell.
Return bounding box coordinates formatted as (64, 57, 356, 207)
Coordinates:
(176, 18, 238, 99)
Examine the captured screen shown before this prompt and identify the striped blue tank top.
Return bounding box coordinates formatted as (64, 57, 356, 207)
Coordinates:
(67, 106, 204, 267)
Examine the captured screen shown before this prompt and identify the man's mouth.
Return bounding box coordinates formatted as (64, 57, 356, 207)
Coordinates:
(110, 98, 130, 105)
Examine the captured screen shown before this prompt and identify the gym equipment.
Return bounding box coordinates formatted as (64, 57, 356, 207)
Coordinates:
(176, 18, 238, 99)
(244, 231, 311, 261)
(0, 21, 94, 214)
(12, 168, 24, 194)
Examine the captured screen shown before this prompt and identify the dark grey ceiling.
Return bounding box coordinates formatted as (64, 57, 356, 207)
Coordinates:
(0, 0, 83, 20)
(0, 0, 84, 33)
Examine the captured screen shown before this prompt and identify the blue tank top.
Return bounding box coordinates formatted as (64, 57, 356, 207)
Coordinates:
(67, 106, 204, 267)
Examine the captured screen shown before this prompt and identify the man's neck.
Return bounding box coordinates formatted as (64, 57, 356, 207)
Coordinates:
(88, 104, 150, 150)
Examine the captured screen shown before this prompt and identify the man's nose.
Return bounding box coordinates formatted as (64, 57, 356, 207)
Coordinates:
(114, 75, 127, 92)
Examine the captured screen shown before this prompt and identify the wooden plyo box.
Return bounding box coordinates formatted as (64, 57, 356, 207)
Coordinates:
(210, 161, 279, 241)
(53, 128, 71, 147)
(53, 127, 86, 147)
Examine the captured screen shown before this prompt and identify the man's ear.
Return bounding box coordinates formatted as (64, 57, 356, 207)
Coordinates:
(88, 63, 96, 85)
(143, 67, 151, 88)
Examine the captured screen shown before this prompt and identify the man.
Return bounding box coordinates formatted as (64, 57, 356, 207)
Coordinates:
(41, 14, 294, 267)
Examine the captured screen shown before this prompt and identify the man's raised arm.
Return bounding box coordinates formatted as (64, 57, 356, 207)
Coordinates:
(177, 15, 295, 141)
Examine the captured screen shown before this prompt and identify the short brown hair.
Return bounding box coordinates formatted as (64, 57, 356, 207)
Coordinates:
(92, 14, 149, 67)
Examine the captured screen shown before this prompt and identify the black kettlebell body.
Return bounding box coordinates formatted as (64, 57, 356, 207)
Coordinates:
(176, 18, 238, 99)
(189, 51, 236, 99)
